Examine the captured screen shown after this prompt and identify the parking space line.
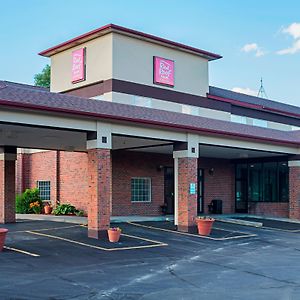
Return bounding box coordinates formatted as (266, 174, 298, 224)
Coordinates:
(27, 230, 167, 251)
(3, 246, 40, 257)
(7, 224, 81, 234)
(128, 222, 257, 241)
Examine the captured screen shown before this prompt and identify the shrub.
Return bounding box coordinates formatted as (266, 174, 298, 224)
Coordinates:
(15, 188, 43, 214)
(52, 204, 78, 215)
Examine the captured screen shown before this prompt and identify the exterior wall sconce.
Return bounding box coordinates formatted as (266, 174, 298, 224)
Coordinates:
(157, 165, 164, 172)
(209, 168, 214, 176)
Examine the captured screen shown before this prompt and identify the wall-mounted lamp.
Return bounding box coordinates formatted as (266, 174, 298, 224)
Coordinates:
(157, 165, 164, 172)
(209, 168, 214, 176)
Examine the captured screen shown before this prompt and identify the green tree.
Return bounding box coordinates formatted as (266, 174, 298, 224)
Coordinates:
(34, 64, 50, 88)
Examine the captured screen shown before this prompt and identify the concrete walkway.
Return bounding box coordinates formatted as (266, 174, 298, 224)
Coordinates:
(16, 214, 174, 225)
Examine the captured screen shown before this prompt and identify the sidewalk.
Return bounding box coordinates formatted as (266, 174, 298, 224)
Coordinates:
(16, 214, 174, 225)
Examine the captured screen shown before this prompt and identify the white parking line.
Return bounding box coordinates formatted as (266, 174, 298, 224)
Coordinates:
(3, 246, 40, 257)
(27, 230, 167, 251)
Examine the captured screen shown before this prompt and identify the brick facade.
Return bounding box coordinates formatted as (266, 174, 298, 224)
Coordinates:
(87, 148, 112, 239)
(289, 166, 300, 219)
(112, 151, 172, 216)
(14, 149, 293, 220)
(0, 159, 16, 223)
(199, 158, 235, 214)
(177, 157, 198, 232)
(248, 202, 289, 218)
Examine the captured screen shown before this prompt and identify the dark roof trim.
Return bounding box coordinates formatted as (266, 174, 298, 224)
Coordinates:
(39, 24, 222, 60)
(207, 93, 300, 119)
(0, 97, 298, 148)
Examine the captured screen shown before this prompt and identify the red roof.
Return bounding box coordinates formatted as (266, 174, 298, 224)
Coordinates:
(39, 24, 222, 60)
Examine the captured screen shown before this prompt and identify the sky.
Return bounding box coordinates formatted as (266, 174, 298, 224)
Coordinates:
(0, 0, 299, 106)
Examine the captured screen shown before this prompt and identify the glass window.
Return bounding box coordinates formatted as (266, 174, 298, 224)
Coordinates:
(253, 118, 268, 128)
(278, 162, 289, 202)
(231, 115, 247, 124)
(131, 178, 151, 202)
(182, 105, 199, 116)
(133, 96, 152, 108)
(235, 161, 289, 204)
(248, 163, 262, 202)
(263, 162, 277, 202)
(37, 181, 51, 201)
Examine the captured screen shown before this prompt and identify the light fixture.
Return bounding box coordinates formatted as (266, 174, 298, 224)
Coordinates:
(209, 168, 214, 176)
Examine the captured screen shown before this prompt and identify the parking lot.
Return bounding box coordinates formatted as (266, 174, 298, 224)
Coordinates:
(1, 219, 300, 299)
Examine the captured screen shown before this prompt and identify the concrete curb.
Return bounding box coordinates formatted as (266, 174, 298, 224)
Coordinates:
(215, 217, 263, 228)
(16, 214, 174, 225)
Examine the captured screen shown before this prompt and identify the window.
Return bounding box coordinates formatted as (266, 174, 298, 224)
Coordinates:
(253, 118, 268, 128)
(231, 115, 247, 124)
(37, 181, 51, 201)
(235, 161, 289, 203)
(182, 105, 199, 116)
(131, 178, 151, 202)
(133, 96, 152, 108)
(263, 162, 277, 202)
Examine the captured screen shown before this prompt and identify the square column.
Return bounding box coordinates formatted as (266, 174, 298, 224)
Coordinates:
(173, 135, 199, 232)
(289, 161, 300, 220)
(0, 147, 17, 223)
(87, 148, 112, 239)
(87, 122, 112, 239)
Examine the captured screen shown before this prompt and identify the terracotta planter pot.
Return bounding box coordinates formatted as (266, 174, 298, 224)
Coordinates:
(196, 218, 215, 236)
(107, 229, 121, 243)
(0, 228, 8, 252)
(44, 206, 52, 215)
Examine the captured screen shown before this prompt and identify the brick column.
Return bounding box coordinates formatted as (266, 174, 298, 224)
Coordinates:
(289, 161, 300, 220)
(0, 148, 17, 223)
(173, 135, 199, 232)
(177, 157, 198, 232)
(87, 148, 112, 239)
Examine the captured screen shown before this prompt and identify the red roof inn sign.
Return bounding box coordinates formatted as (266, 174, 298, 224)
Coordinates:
(72, 48, 86, 83)
(153, 56, 174, 87)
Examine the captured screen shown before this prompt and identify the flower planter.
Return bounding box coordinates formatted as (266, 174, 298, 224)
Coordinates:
(107, 228, 121, 243)
(196, 218, 215, 236)
(44, 206, 52, 215)
(0, 229, 8, 252)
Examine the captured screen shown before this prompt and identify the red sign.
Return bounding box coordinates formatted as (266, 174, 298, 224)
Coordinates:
(72, 48, 85, 83)
(153, 56, 174, 87)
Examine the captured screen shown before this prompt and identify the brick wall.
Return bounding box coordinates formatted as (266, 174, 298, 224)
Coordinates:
(200, 158, 235, 214)
(15, 149, 291, 219)
(59, 151, 88, 211)
(248, 202, 289, 218)
(112, 151, 173, 216)
(289, 166, 300, 219)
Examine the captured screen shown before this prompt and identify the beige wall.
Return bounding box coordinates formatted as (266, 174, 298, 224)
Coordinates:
(112, 33, 209, 97)
(50, 33, 113, 92)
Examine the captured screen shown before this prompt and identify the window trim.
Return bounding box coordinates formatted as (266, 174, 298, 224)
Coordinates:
(131, 177, 152, 203)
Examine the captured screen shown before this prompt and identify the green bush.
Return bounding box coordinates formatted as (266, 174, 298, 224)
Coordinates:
(15, 188, 43, 214)
(52, 204, 78, 215)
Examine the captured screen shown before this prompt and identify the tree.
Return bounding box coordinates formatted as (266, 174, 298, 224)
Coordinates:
(34, 64, 50, 88)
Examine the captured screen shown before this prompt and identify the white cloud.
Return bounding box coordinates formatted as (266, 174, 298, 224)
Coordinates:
(232, 87, 257, 97)
(277, 22, 300, 55)
(277, 39, 300, 55)
(241, 43, 265, 57)
(282, 22, 300, 39)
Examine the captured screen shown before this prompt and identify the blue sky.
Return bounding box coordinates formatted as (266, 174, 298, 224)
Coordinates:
(0, 0, 299, 105)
